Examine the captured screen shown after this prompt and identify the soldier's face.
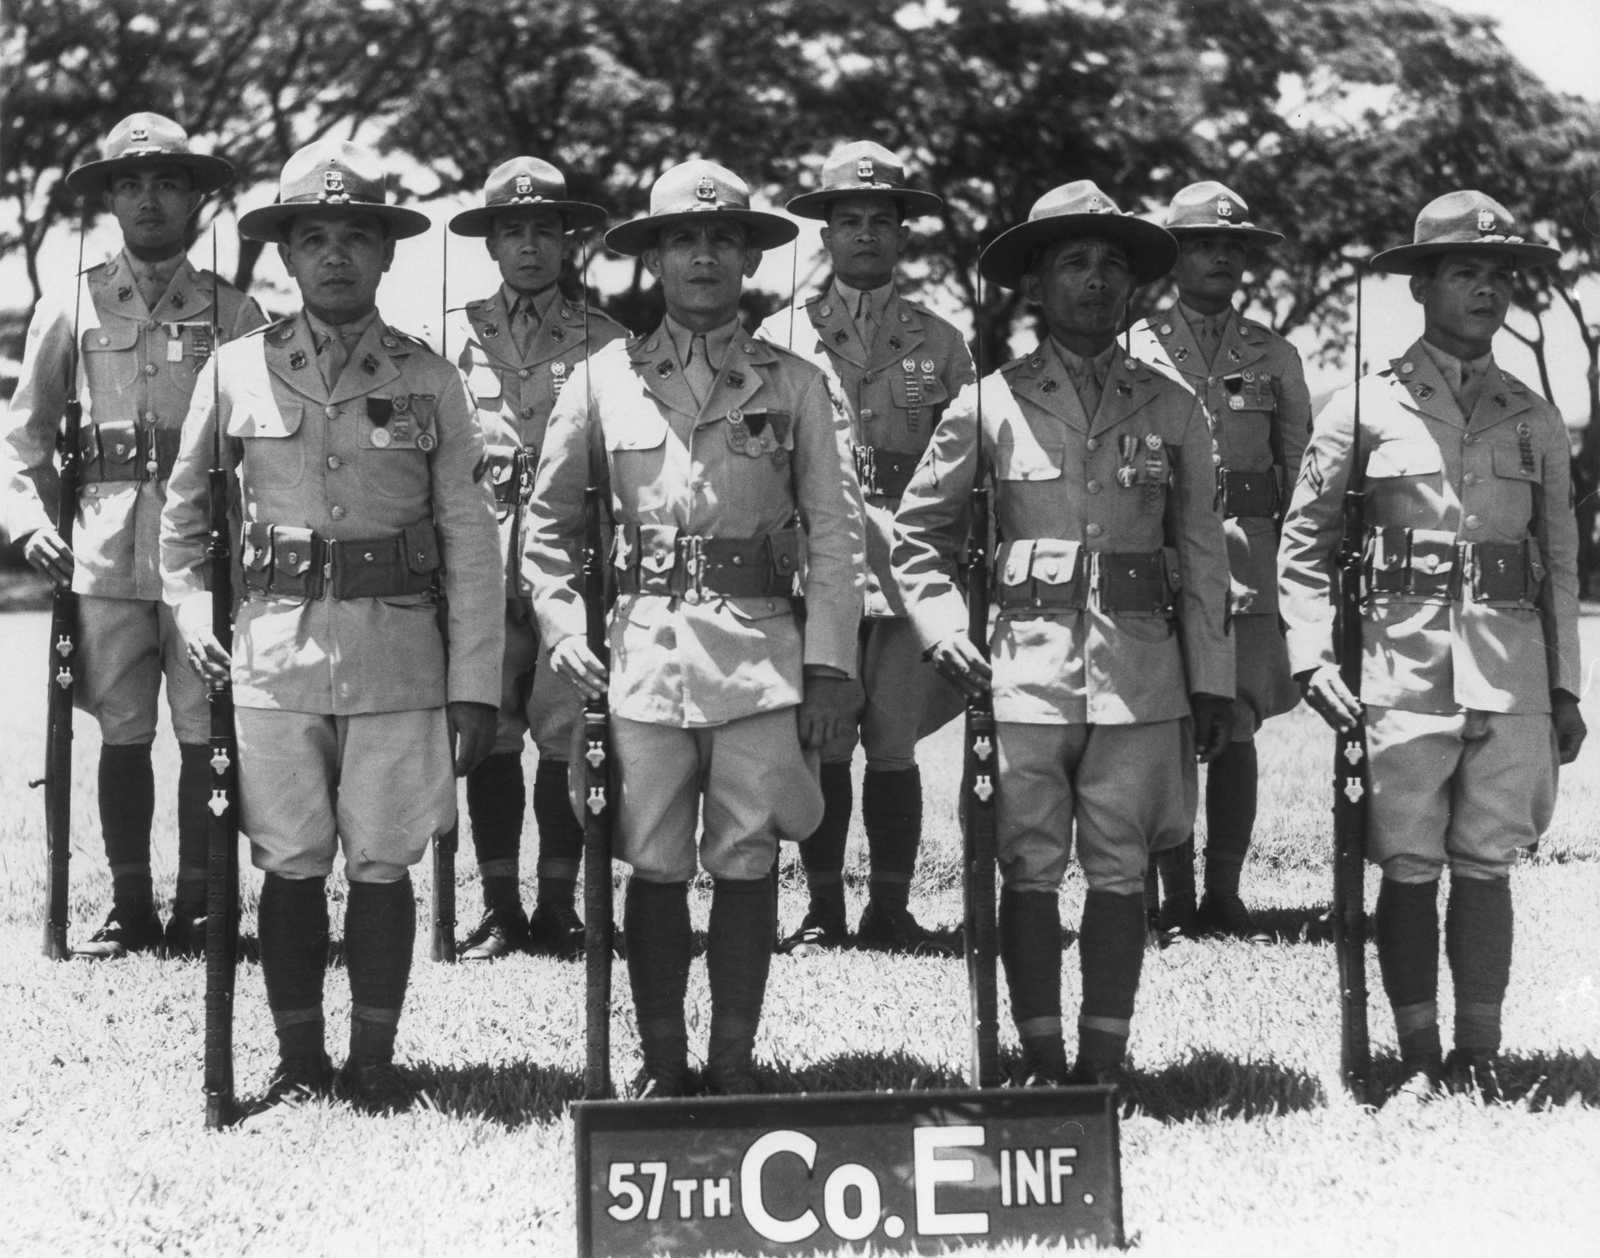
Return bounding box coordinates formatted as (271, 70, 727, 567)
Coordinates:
(486, 208, 567, 296)
(644, 221, 760, 328)
(1172, 233, 1247, 307)
(279, 212, 395, 324)
(821, 196, 908, 291)
(1024, 237, 1134, 352)
(1411, 251, 1514, 358)
(103, 166, 201, 259)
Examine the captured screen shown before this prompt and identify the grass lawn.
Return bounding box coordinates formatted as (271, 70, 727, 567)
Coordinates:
(0, 607, 1596, 1256)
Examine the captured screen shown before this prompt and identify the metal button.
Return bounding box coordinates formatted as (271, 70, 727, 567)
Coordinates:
(860, 408, 874, 421)
(1464, 514, 1480, 529)
(1463, 472, 1477, 486)
(1087, 479, 1101, 494)
(1086, 523, 1103, 538)
(330, 505, 346, 520)
(518, 368, 531, 379)
(325, 405, 339, 420)
(143, 363, 157, 376)
(327, 456, 341, 470)
(1085, 437, 1099, 452)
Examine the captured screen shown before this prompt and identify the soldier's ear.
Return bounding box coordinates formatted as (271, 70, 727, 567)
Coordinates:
(380, 237, 396, 273)
(1021, 271, 1043, 308)
(1408, 273, 1428, 305)
(896, 223, 911, 253)
(742, 248, 763, 279)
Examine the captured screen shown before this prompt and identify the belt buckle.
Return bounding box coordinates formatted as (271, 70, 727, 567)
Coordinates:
(680, 534, 706, 604)
(855, 444, 878, 496)
(315, 536, 334, 600)
(515, 445, 536, 505)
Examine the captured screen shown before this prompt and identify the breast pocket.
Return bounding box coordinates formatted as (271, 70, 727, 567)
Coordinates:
(467, 364, 506, 413)
(81, 324, 141, 395)
(1488, 443, 1540, 528)
(356, 396, 434, 501)
(994, 439, 1064, 482)
(1366, 438, 1442, 480)
(720, 409, 796, 516)
(228, 399, 307, 490)
(604, 411, 673, 513)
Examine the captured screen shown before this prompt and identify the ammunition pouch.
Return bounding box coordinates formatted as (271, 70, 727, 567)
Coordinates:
(613, 523, 803, 603)
(241, 520, 441, 600)
(1216, 466, 1281, 520)
(854, 444, 919, 499)
(81, 420, 181, 484)
(1362, 526, 1544, 606)
(487, 445, 537, 509)
(995, 539, 1177, 617)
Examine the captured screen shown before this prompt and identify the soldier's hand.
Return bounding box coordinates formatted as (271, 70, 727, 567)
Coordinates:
(173, 594, 231, 686)
(1298, 664, 1362, 732)
(1190, 693, 1232, 763)
(1552, 690, 1587, 765)
(22, 526, 75, 588)
(929, 634, 991, 699)
(798, 672, 861, 749)
(550, 637, 608, 701)
(448, 701, 496, 776)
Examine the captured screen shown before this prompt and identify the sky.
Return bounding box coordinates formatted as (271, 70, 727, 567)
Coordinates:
(1437, 0, 1598, 101)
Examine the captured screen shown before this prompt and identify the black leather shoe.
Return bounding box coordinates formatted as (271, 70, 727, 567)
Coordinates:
(526, 899, 585, 959)
(1196, 891, 1265, 940)
(1389, 1053, 1444, 1107)
(1015, 1040, 1071, 1087)
(163, 907, 207, 958)
(256, 1052, 335, 1112)
(1156, 894, 1197, 939)
(339, 1059, 418, 1114)
(856, 901, 959, 957)
(703, 1059, 761, 1096)
(1444, 1049, 1503, 1103)
(776, 904, 848, 956)
(457, 904, 529, 961)
(76, 905, 163, 959)
(1070, 1058, 1128, 1090)
(629, 1064, 689, 1100)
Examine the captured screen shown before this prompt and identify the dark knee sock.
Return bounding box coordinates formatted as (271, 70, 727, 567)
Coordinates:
(533, 757, 583, 906)
(625, 879, 692, 1071)
(1078, 890, 1146, 1069)
(175, 742, 212, 912)
(466, 751, 525, 911)
(259, 873, 329, 1060)
(345, 876, 417, 1065)
(864, 766, 921, 909)
(1377, 877, 1441, 1064)
(707, 877, 776, 1069)
(800, 763, 853, 915)
(1203, 740, 1257, 896)
(1446, 876, 1513, 1055)
(1156, 836, 1196, 907)
(1000, 888, 1063, 1059)
(100, 743, 155, 910)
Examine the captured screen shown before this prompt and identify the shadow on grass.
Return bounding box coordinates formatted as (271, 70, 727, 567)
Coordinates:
(1126, 1050, 1326, 1121)
(763, 1050, 972, 1094)
(1365, 1048, 1600, 1109)
(410, 1058, 585, 1126)
(1246, 904, 1374, 945)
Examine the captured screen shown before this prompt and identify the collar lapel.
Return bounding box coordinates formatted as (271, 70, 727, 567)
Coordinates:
(90, 255, 148, 320)
(329, 319, 404, 404)
(466, 294, 518, 369)
(150, 257, 205, 322)
(522, 297, 583, 366)
(630, 327, 699, 419)
(1011, 345, 1088, 433)
(1392, 343, 1464, 429)
(1467, 365, 1535, 434)
(265, 315, 326, 401)
(700, 331, 774, 425)
(867, 293, 928, 368)
(1089, 354, 1159, 436)
(807, 295, 867, 368)
(1216, 312, 1267, 373)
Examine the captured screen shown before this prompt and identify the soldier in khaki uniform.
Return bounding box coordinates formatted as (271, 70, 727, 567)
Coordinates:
(161, 140, 503, 1113)
(758, 140, 972, 955)
(444, 158, 630, 960)
(524, 160, 864, 1096)
(1128, 181, 1311, 937)
(2, 112, 265, 958)
(1280, 191, 1586, 1099)
(892, 182, 1233, 1084)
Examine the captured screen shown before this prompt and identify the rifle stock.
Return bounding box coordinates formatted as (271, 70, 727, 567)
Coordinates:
(431, 824, 458, 963)
(962, 479, 1001, 1089)
(581, 483, 614, 1100)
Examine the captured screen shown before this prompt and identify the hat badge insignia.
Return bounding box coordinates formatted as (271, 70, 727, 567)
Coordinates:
(130, 125, 150, 144)
(695, 176, 717, 203)
(322, 168, 349, 203)
(856, 158, 875, 182)
(1088, 194, 1109, 213)
(1477, 208, 1497, 234)
(513, 174, 534, 197)
(1217, 197, 1233, 219)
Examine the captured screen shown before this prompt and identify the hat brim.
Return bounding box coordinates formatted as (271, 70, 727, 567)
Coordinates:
(1167, 223, 1285, 248)
(1370, 239, 1561, 275)
(980, 215, 1178, 288)
(448, 200, 608, 237)
(238, 199, 432, 243)
(65, 152, 234, 199)
(604, 207, 798, 256)
(785, 187, 945, 221)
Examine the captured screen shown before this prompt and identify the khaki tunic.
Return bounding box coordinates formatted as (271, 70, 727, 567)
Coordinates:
(3, 252, 266, 599)
(1278, 339, 1580, 713)
(160, 311, 504, 715)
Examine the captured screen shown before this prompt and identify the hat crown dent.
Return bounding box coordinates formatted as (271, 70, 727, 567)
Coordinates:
(1165, 180, 1267, 232)
(650, 160, 752, 216)
(1031, 180, 1124, 221)
(485, 156, 568, 207)
(1414, 190, 1525, 245)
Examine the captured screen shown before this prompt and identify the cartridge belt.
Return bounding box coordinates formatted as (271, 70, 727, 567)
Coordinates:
(853, 444, 919, 499)
(80, 421, 181, 484)
(614, 523, 803, 602)
(1215, 466, 1281, 520)
(994, 539, 1176, 617)
(1363, 526, 1545, 605)
(241, 520, 441, 600)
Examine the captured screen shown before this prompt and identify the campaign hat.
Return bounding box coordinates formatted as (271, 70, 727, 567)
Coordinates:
(1163, 180, 1284, 247)
(604, 160, 796, 257)
(448, 156, 607, 237)
(238, 139, 431, 243)
(785, 140, 943, 221)
(979, 180, 1177, 289)
(1371, 190, 1558, 275)
(66, 112, 233, 198)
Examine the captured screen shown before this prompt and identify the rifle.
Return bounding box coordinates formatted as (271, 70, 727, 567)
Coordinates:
(431, 229, 458, 964)
(962, 296, 1000, 1089)
(203, 236, 242, 1129)
(32, 215, 88, 960)
(581, 482, 613, 1100)
(1331, 264, 1370, 1097)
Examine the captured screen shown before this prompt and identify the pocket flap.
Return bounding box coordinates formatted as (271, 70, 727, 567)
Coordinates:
(605, 412, 669, 452)
(226, 398, 303, 440)
(1366, 439, 1442, 479)
(83, 324, 139, 353)
(404, 522, 441, 574)
(994, 438, 1064, 482)
(1490, 444, 1541, 482)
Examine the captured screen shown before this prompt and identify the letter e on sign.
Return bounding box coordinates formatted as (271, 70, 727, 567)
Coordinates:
(913, 1126, 989, 1236)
